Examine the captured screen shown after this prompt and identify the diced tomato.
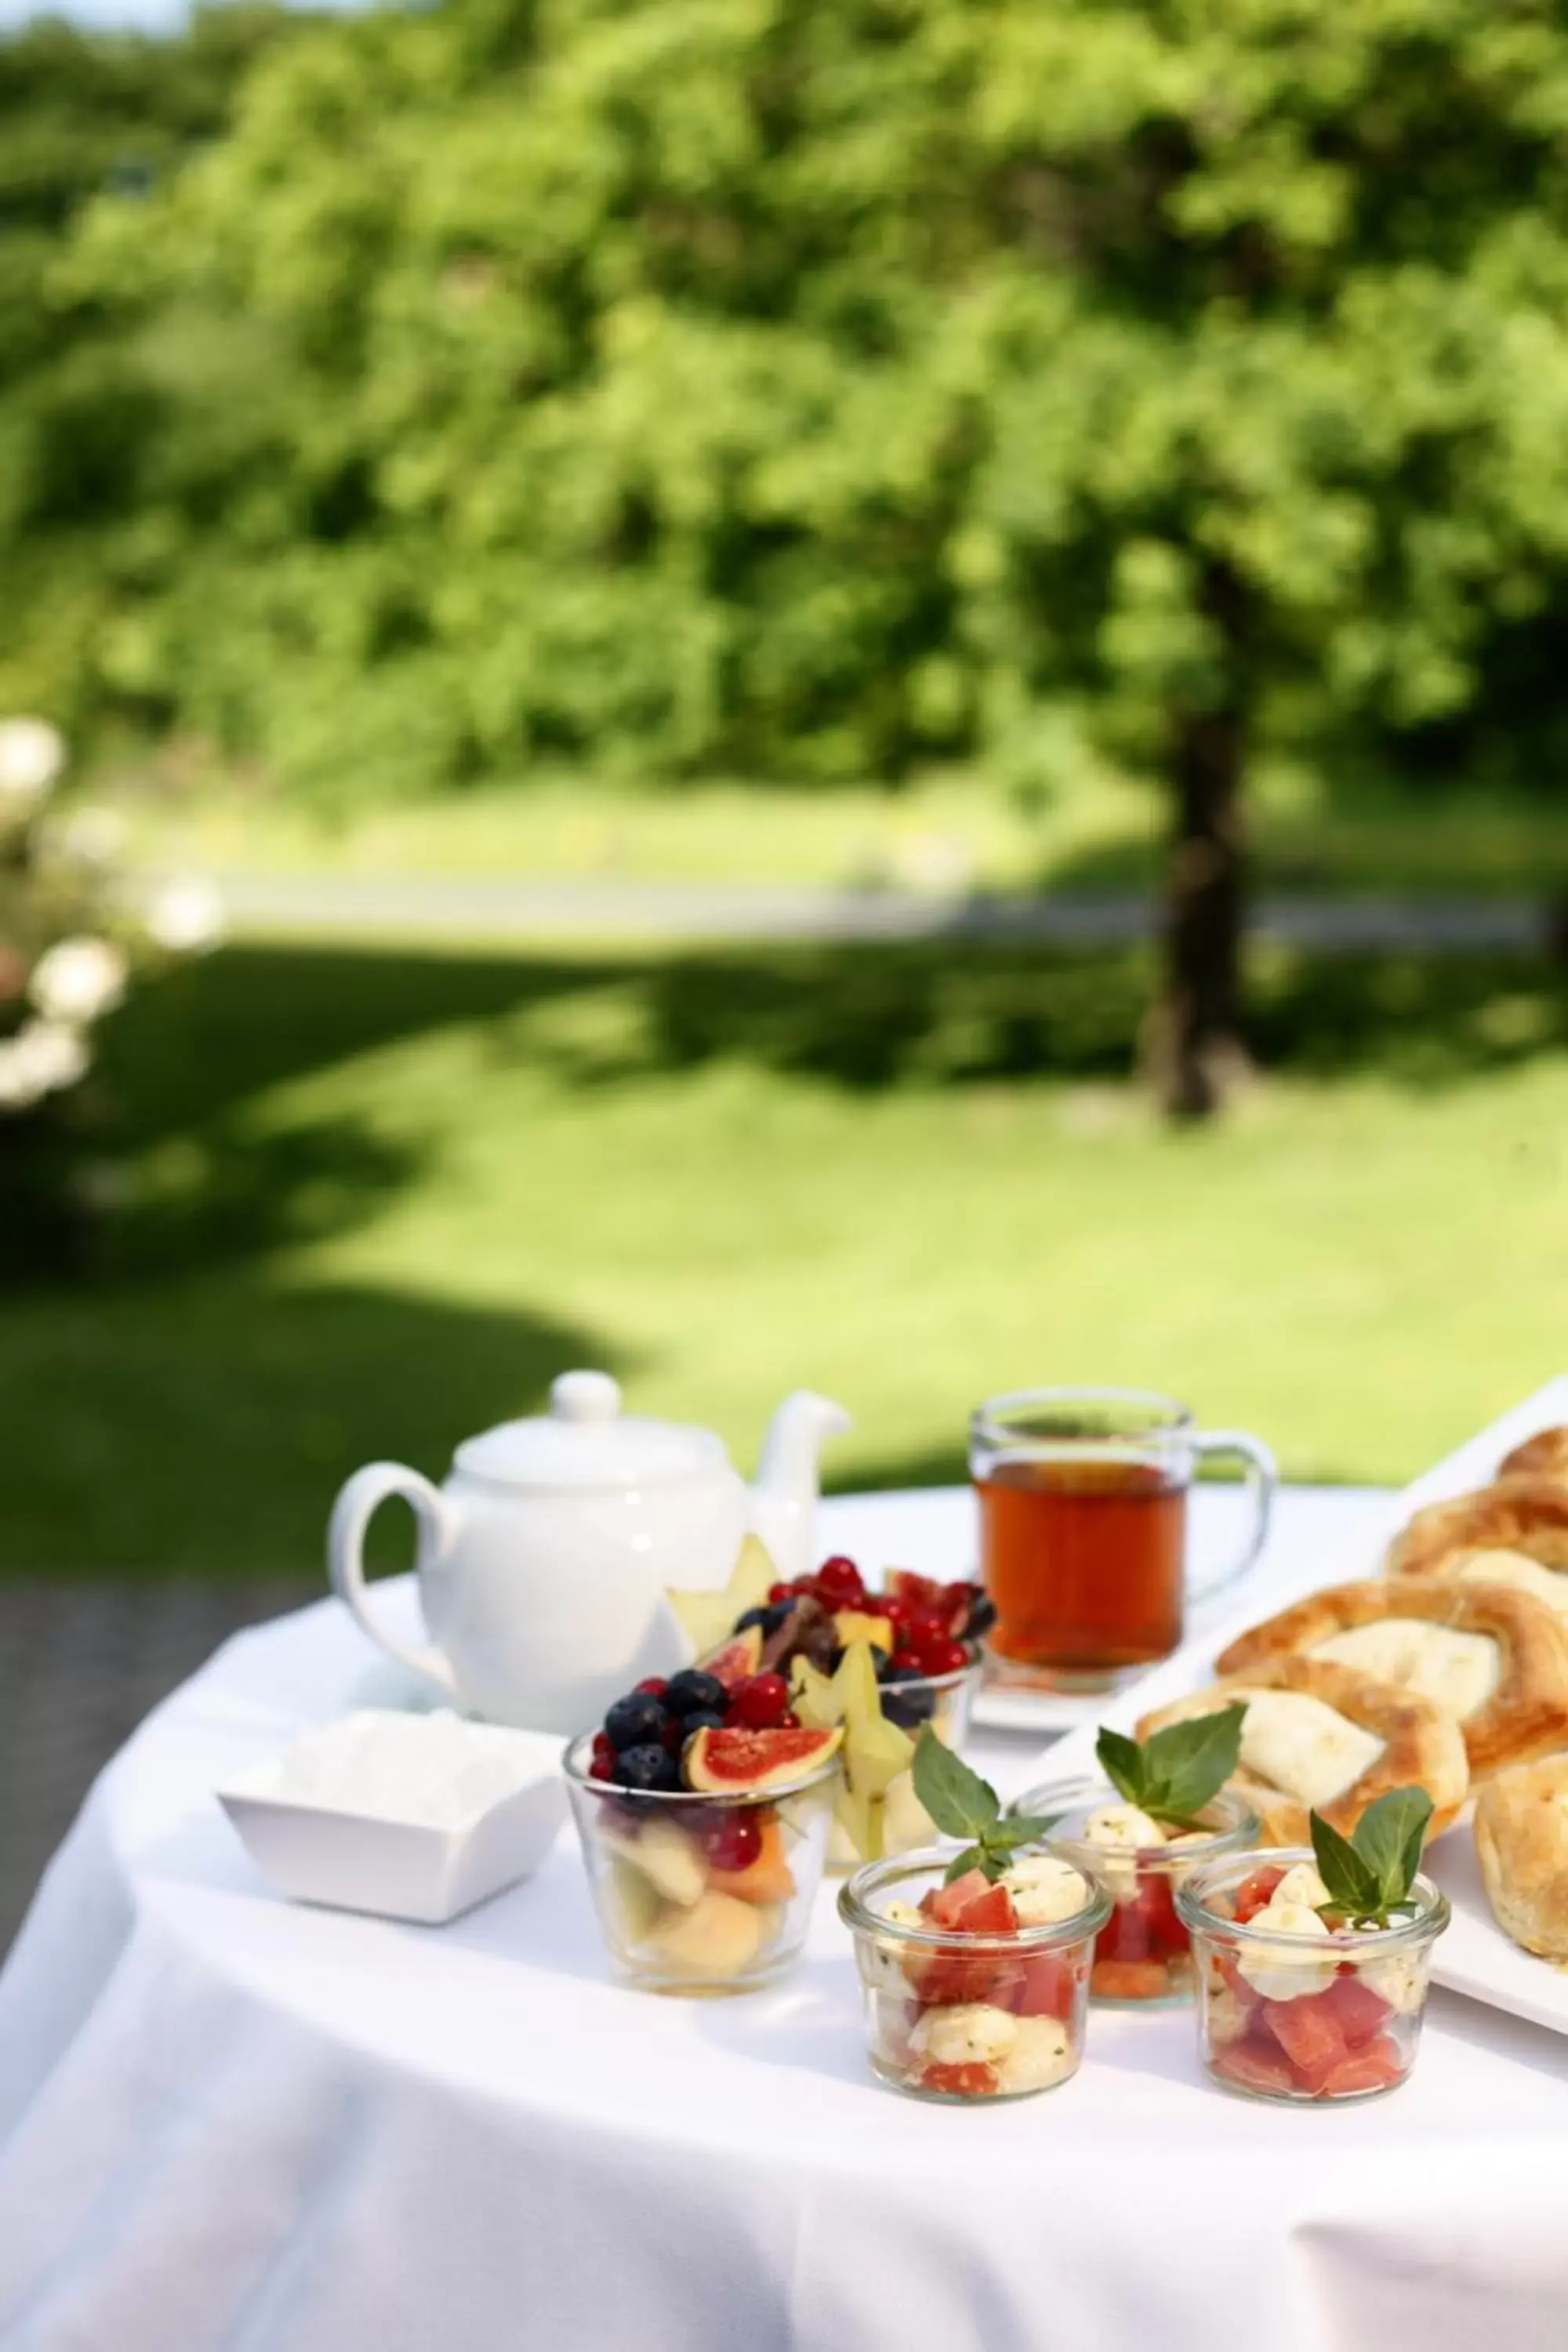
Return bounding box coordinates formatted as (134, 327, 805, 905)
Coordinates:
(904, 1941, 1022, 2010)
(1011, 1952, 1079, 2021)
(1318, 2034, 1408, 2100)
(1092, 1958, 1171, 2002)
(1321, 1972, 1393, 2051)
(924, 1869, 993, 1930)
(1210, 2037, 1298, 2098)
(919, 2060, 999, 2099)
(1258, 1991, 1348, 2092)
(1095, 1897, 1154, 1965)
(953, 1882, 1018, 1936)
(1232, 1865, 1287, 1924)
(1138, 1872, 1189, 1958)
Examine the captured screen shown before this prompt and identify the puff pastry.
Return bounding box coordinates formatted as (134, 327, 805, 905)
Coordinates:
(1385, 1475, 1568, 1584)
(1136, 1654, 1468, 1847)
(1474, 1755, 1568, 1959)
(1499, 1425, 1568, 1482)
(1214, 1577, 1568, 1779)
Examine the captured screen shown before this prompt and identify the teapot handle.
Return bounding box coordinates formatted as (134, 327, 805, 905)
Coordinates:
(327, 1462, 462, 1700)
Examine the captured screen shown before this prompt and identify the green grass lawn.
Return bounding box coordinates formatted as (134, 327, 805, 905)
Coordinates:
(96, 758, 1568, 901)
(5, 935, 1568, 1576)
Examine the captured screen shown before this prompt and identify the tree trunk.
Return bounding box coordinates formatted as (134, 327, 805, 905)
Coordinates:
(1141, 576, 1254, 1120)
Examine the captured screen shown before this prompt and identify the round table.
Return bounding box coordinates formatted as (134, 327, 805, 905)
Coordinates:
(3, 1486, 1568, 2352)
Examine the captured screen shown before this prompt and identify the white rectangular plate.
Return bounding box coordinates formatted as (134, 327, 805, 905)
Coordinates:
(1030, 1377, 1568, 2035)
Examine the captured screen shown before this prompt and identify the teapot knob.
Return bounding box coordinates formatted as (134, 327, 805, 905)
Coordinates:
(550, 1369, 622, 1423)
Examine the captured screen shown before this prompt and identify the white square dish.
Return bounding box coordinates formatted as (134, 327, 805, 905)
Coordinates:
(218, 1711, 568, 1925)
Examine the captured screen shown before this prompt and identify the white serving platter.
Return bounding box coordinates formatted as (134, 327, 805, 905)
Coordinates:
(1029, 1376, 1568, 2036)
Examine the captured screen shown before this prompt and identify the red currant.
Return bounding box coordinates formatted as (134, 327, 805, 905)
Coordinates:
(729, 1671, 790, 1730)
(634, 1676, 669, 1698)
(881, 1597, 913, 1632)
(591, 1730, 615, 1771)
(698, 1810, 762, 1873)
(908, 1612, 949, 1651)
(660, 1717, 686, 1753)
(589, 1754, 614, 1782)
(855, 1592, 893, 1618)
(779, 1709, 800, 1729)
(814, 1555, 865, 1607)
(922, 1636, 971, 1678)
(768, 1582, 793, 1603)
(891, 1647, 925, 1675)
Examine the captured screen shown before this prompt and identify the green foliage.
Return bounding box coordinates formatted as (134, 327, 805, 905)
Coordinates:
(11, 0, 1568, 805)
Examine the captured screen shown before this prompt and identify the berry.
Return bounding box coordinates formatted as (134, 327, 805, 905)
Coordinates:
(908, 1613, 949, 1652)
(922, 1636, 971, 1678)
(761, 1599, 793, 1634)
(615, 1742, 682, 1794)
(664, 1669, 729, 1719)
(814, 1555, 865, 1608)
(891, 1648, 925, 1676)
(768, 1582, 793, 1603)
(634, 1676, 670, 1698)
(681, 1708, 727, 1737)
(855, 1592, 893, 1618)
(881, 1598, 913, 1632)
(729, 1671, 790, 1730)
(589, 1755, 614, 1782)
(697, 1810, 763, 1873)
(591, 1730, 615, 1771)
(660, 1717, 687, 1754)
(604, 1691, 670, 1753)
(780, 1709, 801, 1729)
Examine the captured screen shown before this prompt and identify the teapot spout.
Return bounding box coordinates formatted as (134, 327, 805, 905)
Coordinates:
(750, 1391, 851, 1584)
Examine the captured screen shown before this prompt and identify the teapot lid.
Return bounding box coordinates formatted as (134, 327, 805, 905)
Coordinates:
(454, 1370, 729, 1490)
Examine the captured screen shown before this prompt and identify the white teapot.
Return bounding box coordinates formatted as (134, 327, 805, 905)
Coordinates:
(328, 1371, 850, 1734)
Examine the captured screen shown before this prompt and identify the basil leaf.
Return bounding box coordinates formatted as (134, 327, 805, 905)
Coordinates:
(1142, 1704, 1248, 1819)
(942, 1843, 989, 1884)
(1352, 1786, 1433, 1910)
(1095, 1726, 1146, 1807)
(990, 1813, 1059, 1848)
(1310, 1810, 1379, 1915)
(913, 1729, 1000, 1841)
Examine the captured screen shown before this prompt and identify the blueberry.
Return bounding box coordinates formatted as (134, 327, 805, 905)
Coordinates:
(734, 1606, 771, 1634)
(965, 1593, 998, 1639)
(665, 1669, 728, 1719)
(873, 1647, 899, 1682)
(681, 1709, 727, 1735)
(761, 1601, 793, 1635)
(615, 1741, 683, 1794)
(604, 1692, 670, 1753)
(882, 1688, 936, 1731)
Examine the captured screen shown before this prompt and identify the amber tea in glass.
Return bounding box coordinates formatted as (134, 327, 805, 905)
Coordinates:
(970, 1389, 1275, 1693)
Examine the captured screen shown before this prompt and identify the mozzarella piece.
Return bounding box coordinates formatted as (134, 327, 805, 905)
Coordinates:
(1083, 1802, 1167, 1850)
(1000, 1854, 1091, 1927)
(1309, 1618, 1500, 1719)
(994, 2015, 1075, 2093)
(1356, 1947, 1426, 2016)
(1236, 1899, 1338, 1999)
(882, 1898, 925, 1930)
(1229, 1687, 1385, 1806)
(1447, 1547, 1568, 1617)
(1270, 1860, 1331, 1910)
(909, 2002, 1018, 2067)
(1205, 1984, 1254, 2045)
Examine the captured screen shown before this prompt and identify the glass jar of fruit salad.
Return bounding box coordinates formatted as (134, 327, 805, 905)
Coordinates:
(1008, 1775, 1259, 2006)
(839, 1846, 1111, 2101)
(1174, 1849, 1450, 2103)
(564, 1733, 840, 1994)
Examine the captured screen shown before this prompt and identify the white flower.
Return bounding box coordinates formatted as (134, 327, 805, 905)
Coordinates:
(0, 719, 66, 813)
(29, 938, 126, 1027)
(146, 876, 225, 953)
(0, 1019, 89, 1109)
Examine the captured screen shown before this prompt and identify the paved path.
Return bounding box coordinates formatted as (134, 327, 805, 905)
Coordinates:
(205, 873, 1552, 952)
(0, 1580, 314, 1955)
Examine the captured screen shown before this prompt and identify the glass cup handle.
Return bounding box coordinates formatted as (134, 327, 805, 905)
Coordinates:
(1185, 1430, 1278, 1604)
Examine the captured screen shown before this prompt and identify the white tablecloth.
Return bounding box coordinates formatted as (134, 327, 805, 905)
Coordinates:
(5, 1486, 1568, 2352)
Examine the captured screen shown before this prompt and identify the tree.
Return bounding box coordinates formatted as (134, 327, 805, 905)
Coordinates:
(24, 0, 1568, 1109)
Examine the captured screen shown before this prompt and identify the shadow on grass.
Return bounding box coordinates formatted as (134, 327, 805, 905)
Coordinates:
(0, 1279, 623, 1577)
(27, 932, 1568, 1290)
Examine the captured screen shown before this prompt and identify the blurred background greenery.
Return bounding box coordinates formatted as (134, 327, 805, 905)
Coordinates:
(3, 0, 1568, 1576)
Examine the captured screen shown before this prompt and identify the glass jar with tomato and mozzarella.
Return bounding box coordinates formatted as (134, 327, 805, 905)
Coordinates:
(838, 1846, 1111, 2101)
(1007, 1776, 1259, 2006)
(1174, 1849, 1450, 2103)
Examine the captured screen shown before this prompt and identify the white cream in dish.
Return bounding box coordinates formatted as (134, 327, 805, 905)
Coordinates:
(1229, 1688, 1385, 1808)
(1308, 1620, 1501, 1719)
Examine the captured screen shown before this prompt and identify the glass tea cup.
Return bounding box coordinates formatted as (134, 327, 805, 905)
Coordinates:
(971, 1387, 1276, 1692)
